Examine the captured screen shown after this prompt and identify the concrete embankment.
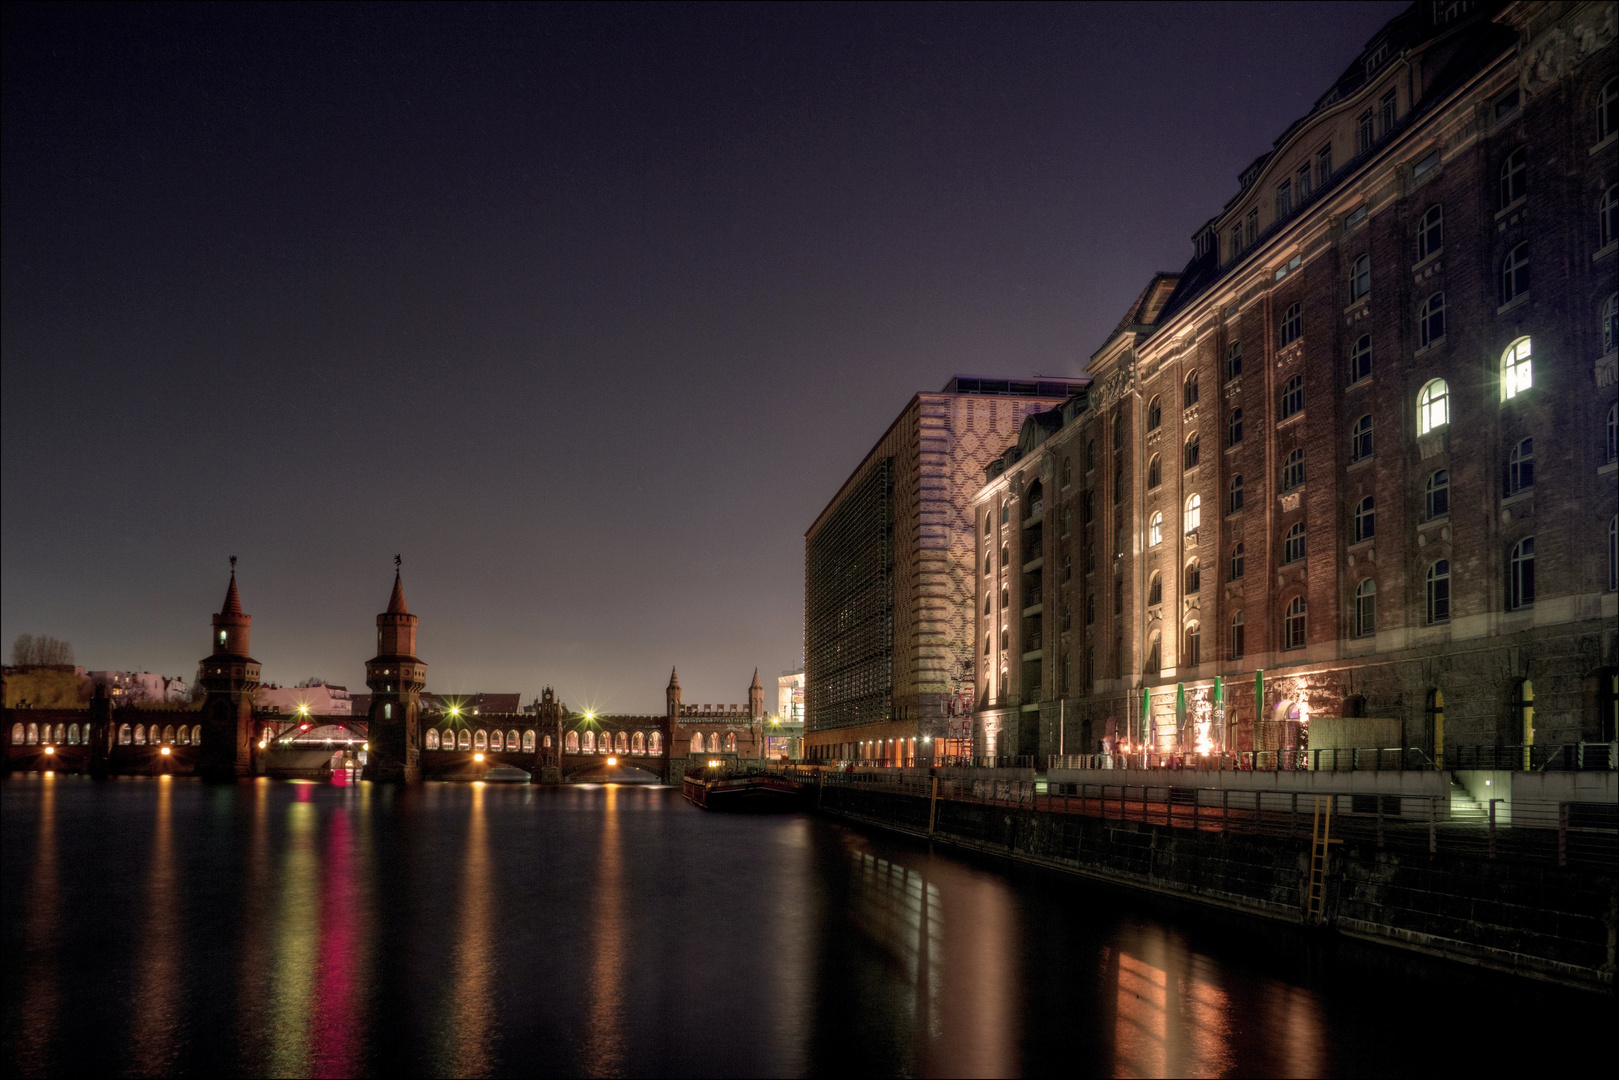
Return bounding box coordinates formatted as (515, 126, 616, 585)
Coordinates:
(814, 783, 1616, 990)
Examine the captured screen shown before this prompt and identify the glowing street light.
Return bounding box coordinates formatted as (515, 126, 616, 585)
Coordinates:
(474, 752, 484, 762)
(44, 745, 55, 755)
(449, 705, 461, 717)
(160, 746, 172, 756)
(606, 756, 617, 766)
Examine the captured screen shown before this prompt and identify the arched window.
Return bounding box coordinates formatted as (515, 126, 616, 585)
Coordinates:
(1427, 560, 1450, 623)
(1146, 396, 1162, 430)
(508, 729, 519, 750)
(1279, 302, 1302, 346)
(1601, 184, 1617, 249)
(1600, 78, 1617, 140)
(1353, 496, 1375, 543)
(1417, 204, 1443, 260)
(1185, 559, 1201, 594)
(1500, 243, 1529, 305)
(1184, 493, 1201, 533)
(711, 732, 721, 753)
(26, 722, 40, 745)
(984, 594, 992, 615)
(617, 731, 629, 753)
(1001, 499, 1009, 524)
(1184, 622, 1202, 667)
(1507, 436, 1534, 494)
(1282, 448, 1305, 490)
(1283, 597, 1307, 650)
(1225, 341, 1243, 381)
(133, 724, 146, 745)
(494, 730, 508, 751)
(118, 724, 132, 745)
(1061, 553, 1072, 582)
(1001, 629, 1009, 651)
(1227, 407, 1243, 447)
(1114, 419, 1124, 451)
(1184, 433, 1200, 469)
(632, 731, 645, 755)
(1230, 543, 1245, 581)
(1355, 580, 1376, 637)
(1501, 337, 1532, 400)
(1499, 146, 1525, 208)
(1426, 469, 1450, 519)
(1114, 463, 1124, 505)
(1280, 375, 1303, 419)
(1085, 439, 1096, 471)
(1001, 587, 1009, 609)
(8, 722, 20, 746)
(177, 725, 189, 745)
(473, 729, 487, 751)
(1148, 512, 1163, 546)
(1145, 634, 1162, 673)
(1349, 254, 1370, 300)
(1419, 292, 1446, 346)
(1608, 403, 1618, 462)
(1147, 454, 1162, 489)
(1000, 544, 1009, 567)
(1509, 536, 1535, 609)
(1605, 294, 1618, 355)
(521, 730, 534, 752)
(984, 553, 992, 575)
(1228, 612, 1245, 660)
(163, 724, 176, 744)
(1609, 515, 1617, 592)
(565, 730, 580, 753)
(1184, 372, 1200, 407)
(1349, 334, 1372, 383)
(1350, 415, 1373, 461)
(1148, 572, 1162, 606)
(192, 724, 202, 745)
(458, 730, 471, 750)
(1228, 474, 1244, 513)
(67, 723, 80, 745)
(649, 731, 661, 754)
(1418, 378, 1449, 434)
(691, 733, 704, 754)
(984, 633, 991, 657)
(1284, 522, 1306, 564)
(725, 733, 737, 752)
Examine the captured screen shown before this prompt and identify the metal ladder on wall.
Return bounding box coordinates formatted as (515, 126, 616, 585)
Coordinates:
(1306, 795, 1341, 924)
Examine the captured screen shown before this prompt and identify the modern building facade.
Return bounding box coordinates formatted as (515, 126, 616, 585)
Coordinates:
(976, 1, 1618, 761)
(804, 376, 1087, 764)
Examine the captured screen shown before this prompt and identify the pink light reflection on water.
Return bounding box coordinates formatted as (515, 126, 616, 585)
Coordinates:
(309, 807, 363, 1078)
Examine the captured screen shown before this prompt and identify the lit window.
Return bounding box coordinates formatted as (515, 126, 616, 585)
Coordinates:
(1230, 543, 1245, 581)
(1280, 375, 1303, 418)
(1283, 597, 1306, 650)
(1184, 433, 1201, 470)
(1184, 494, 1201, 534)
(1149, 512, 1163, 547)
(1418, 378, 1449, 434)
(1228, 474, 1244, 513)
(1184, 372, 1199, 408)
(1146, 396, 1162, 430)
(1279, 303, 1302, 347)
(1426, 470, 1450, 519)
(1506, 436, 1534, 494)
(1350, 415, 1373, 462)
(1184, 623, 1202, 667)
(1282, 448, 1305, 490)
(426, 729, 440, 750)
(1225, 341, 1243, 381)
(1427, 561, 1450, 623)
(1500, 337, 1532, 400)
(1349, 335, 1372, 383)
(1417, 204, 1442, 260)
(1354, 580, 1376, 637)
(1349, 254, 1370, 300)
(1148, 572, 1162, 606)
(1500, 243, 1529, 305)
(1419, 292, 1445, 346)
(1228, 408, 1243, 447)
(1148, 454, 1162, 489)
(1509, 536, 1535, 609)
(1499, 146, 1525, 208)
(1229, 611, 1245, 660)
(1353, 496, 1375, 543)
(1284, 522, 1306, 564)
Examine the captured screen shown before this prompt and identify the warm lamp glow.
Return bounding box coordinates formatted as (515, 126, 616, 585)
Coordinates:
(474, 752, 485, 762)
(44, 745, 55, 755)
(160, 746, 172, 756)
(606, 756, 617, 766)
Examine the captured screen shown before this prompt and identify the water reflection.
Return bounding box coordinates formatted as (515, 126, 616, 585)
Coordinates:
(236, 779, 273, 1068)
(440, 782, 496, 1077)
(311, 799, 368, 1078)
(581, 784, 626, 1077)
(269, 793, 320, 1077)
(129, 777, 181, 1077)
(16, 774, 58, 1078)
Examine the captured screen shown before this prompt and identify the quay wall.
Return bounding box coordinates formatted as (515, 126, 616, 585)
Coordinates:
(815, 784, 1617, 990)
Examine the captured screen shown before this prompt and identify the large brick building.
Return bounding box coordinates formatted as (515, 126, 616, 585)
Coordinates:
(804, 376, 1086, 763)
(975, 0, 1617, 762)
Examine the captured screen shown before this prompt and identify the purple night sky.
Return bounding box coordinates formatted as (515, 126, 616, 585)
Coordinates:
(1, 2, 1404, 711)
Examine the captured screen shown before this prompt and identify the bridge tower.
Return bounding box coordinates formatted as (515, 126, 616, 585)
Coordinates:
(667, 667, 682, 722)
(362, 566, 426, 783)
(197, 562, 261, 780)
(531, 686, 564, 784)
(749, 668, 764, 721)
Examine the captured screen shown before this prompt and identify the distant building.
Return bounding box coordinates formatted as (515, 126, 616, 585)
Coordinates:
(256, 680, 353, 716)
(86, 670, 188, 705)
(803, 375, 1086, 765)
(771, 668, 805, 759)
(422, 692, 521, 717)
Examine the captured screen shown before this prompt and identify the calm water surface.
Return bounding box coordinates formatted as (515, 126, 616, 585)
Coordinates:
(1, 774, 1604, 1078)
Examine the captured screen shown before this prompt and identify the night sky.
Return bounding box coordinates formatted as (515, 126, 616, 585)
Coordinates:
(2, 2, 1405, 710)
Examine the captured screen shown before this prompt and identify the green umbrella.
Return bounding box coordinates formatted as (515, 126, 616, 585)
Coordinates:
(1176, 683, 1186, 748)
(1255, 669, 1264, 723)
(1141, 684, 1150, 747)
(1213, 675, 1223, 705)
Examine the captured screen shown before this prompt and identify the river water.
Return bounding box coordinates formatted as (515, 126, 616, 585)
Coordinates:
(1, 774, 1603, 1078)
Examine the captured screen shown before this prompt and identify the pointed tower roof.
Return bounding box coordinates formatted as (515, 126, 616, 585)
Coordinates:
(750, 667, 762, 689)
(220, 573, 244, 616)
(667, 667, 680, 690)
(387, 571, 409, 615)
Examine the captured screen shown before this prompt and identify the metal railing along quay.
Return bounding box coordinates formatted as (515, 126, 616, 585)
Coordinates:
(793, 765, 1618, 870)
(1049, 742, 1618, 773)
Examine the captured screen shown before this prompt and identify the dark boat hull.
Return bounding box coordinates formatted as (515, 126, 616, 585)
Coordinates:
(683, 772, 805, 811)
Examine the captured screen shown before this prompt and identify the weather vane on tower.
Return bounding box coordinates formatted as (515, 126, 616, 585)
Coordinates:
(230, 555, 237, 573)
(395, 553, 401, 571)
